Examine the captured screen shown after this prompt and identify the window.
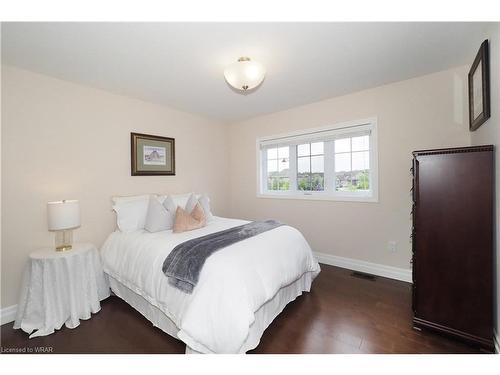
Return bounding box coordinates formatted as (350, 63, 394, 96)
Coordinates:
(334, 135, 370, 192)
(297, 142, 324, 191)
(266, 146, 290, 191)
(257, 119, 378, 202)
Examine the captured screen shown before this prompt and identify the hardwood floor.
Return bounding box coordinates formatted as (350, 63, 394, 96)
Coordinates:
(0, 264, 483, 354)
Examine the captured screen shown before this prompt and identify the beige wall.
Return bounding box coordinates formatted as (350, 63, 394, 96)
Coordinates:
(470, 23, 500, 343)
(1, 66, 230, 308)
(0, 64, 478, 312)
(228, 66, 471, 270)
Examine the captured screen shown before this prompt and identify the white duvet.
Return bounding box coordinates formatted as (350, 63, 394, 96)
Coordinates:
(100, 216, 320, 353)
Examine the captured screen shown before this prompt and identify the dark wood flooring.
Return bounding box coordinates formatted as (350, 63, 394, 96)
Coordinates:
(0, 264, 483, 354)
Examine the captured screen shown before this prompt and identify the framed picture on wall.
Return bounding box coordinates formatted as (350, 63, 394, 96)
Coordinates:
(131, 132, 175, 175)
(468, 39, 490, 131)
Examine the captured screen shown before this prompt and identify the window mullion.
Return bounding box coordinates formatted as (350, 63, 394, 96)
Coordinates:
(309, 145, 312, 190)
(350, 137, 353, 172)
(324, 141, 334, 194)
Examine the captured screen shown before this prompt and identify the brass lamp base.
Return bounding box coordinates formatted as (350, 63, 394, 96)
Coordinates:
(54, 229, 74, 252)
(56, 244, 73, 252)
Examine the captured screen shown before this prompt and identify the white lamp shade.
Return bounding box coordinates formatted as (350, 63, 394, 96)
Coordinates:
(47, 200, 80, 231)
(224, 57, 266, 91)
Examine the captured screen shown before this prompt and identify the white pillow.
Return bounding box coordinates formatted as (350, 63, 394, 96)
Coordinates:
(170, 193, 193, 209)
(144, 196, 174, 233)
(112, 195, 150, 232)
(199, 194, 214, 220)
(163, 195, 177, 218)
(112, 194, 150, 205)
(185, 193, 213, 220)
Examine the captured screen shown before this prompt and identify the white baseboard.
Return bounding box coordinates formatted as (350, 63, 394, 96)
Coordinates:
(1, 304, 17, 325)
(495, 330, 500, 354)
(314, 251, 412, 283)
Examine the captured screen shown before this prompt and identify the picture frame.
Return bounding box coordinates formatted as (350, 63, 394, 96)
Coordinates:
(468, 39, 490, 131)
(131, 132, 175, 176)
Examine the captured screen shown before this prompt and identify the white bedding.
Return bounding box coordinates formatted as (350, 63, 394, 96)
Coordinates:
(100, 216, 320, 353)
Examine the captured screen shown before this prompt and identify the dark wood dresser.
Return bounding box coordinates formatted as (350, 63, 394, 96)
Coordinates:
(411, 145, 494, 351)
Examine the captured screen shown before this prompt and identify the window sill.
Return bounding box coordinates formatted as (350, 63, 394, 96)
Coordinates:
(256, 192, 378, 203)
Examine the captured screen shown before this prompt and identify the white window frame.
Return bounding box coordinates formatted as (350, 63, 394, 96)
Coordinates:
(256, 117, 379, 202)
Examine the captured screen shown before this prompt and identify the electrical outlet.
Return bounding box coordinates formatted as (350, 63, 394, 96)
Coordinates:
(388, 241, 397, 252)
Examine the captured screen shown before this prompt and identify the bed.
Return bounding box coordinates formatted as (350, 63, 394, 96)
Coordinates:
(100, 216, 320, 354)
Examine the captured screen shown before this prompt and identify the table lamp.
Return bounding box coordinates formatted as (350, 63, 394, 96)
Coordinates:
(47, 200, 81, 251)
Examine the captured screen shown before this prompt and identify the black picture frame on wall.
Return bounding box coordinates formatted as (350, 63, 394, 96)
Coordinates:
(468, 39, 490, 131)
(131, 132, 176, 176)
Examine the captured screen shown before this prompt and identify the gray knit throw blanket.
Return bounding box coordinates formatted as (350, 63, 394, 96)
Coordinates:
(162, 220, 284, 293)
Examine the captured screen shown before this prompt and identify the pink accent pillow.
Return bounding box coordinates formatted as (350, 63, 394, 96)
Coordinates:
(173, 203, 206, 233)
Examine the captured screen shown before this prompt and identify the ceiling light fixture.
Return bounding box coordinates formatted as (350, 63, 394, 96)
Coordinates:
(224, 57, 266, 92)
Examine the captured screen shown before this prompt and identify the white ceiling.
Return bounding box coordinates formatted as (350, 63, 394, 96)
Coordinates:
(1, 22, 493, 122)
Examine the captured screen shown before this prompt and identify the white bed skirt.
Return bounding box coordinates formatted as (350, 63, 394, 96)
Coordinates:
(107, 271, 314, 353)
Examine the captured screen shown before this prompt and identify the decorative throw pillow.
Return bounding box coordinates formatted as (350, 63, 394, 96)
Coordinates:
(173, 203, 206, 233)
(144, 196, 174, 232)
(191, 202, 206, 222)
(185, 193, 214, 221)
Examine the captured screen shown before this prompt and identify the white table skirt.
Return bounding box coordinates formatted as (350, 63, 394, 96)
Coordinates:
(14, 243, 110, 338)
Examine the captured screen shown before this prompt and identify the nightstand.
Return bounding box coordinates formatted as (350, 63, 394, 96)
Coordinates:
(14, 243, 110, 338)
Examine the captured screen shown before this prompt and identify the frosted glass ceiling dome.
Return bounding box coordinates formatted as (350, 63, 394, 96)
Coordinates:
(224, 57, 266, 92)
